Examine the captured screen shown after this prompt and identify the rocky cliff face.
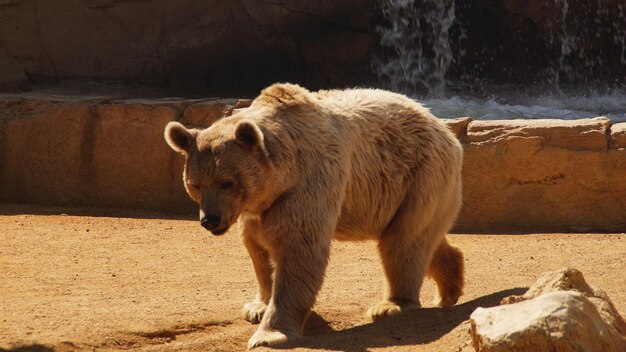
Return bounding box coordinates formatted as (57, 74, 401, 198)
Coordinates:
(1, 0, 625, 93)
(0, 0, 377, 92)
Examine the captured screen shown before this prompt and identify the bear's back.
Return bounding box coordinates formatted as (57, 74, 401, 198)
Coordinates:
(315, 88, 462, 239)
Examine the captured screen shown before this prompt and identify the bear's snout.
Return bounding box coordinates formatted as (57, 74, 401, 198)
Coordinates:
(200, 214, 228, 235)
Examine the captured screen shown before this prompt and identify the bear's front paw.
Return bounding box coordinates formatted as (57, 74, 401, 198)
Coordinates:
(247, 328, 291, 349)
(367, 300, 420, 320)
(242, 301, 267, 324)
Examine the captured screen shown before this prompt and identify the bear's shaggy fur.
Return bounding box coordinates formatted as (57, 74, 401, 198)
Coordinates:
(164, 83, 464, 349)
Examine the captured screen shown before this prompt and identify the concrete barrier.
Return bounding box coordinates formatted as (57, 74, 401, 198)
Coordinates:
(1, 94, 625, 232)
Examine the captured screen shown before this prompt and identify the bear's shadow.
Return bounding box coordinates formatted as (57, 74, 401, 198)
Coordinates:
(277, 287, 527, 351)
(0, 345, 54, 352)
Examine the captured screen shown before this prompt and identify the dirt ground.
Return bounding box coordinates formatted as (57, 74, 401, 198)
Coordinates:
(1, 204, 624, 352)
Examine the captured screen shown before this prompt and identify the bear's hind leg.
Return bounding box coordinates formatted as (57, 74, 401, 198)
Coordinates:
(426, 238, 464, 307)
(368, 190, 455, 320)
(368, 230, 429, 320)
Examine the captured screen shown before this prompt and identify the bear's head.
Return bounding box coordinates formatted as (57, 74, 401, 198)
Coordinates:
(164, 117, 272, 235)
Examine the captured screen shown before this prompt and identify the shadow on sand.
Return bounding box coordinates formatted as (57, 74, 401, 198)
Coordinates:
(0, 203, 193, 221)
(0, 345, 54, 352)
(280, 287, 527, 351)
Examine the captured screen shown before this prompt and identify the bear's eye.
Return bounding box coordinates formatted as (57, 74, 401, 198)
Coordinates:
(187, 182, 200, 190)
(218, 181, 234, 190)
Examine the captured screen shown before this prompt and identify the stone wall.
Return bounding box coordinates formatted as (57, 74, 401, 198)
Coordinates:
(1, 95, 625, 233)
(459, 118, 626, 233)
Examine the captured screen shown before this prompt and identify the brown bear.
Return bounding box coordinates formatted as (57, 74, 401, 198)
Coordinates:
(164, 83, 464, 349)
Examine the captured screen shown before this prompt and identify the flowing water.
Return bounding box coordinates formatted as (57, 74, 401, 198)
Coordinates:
(422, 90, 626, 121)
(375, 0, 626, 121)
(374, 0, 455, 98)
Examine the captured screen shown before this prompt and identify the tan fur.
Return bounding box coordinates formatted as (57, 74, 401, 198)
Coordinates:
(427, 238, 465, 307)
(164, 83, 464, 349)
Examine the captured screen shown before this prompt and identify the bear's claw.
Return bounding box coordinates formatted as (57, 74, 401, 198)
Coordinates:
(247, 328, 290, 349)
(242, 301, 267, 324)
(367, 300, 420, 320)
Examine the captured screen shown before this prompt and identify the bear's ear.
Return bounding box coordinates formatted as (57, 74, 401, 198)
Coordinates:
(235, 120, 265, 151)
(164, 121, 196, 154)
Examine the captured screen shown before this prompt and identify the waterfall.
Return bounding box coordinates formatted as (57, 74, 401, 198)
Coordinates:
(374, 0, 456, 98)
(546, 0, 626, 90)
(373, 0, 626, 121)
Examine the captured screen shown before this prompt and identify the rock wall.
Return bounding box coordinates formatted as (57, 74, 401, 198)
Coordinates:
(1, 0, 625, 93)
(459, 118, 626, 232)
(0, 0, 376, 92)
(1, 94, 625, 233)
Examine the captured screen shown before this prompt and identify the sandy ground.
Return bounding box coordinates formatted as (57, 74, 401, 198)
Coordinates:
(1, 204, 624, 352)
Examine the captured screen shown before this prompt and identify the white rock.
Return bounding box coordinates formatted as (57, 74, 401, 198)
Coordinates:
(470, 291, 625, 352)
(469, 268, 626, 352)
(501, 267, 626, 336)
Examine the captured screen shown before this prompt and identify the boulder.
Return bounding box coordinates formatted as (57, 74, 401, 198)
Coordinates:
(502, 268, 626, 336)
(471, 291, 626, 352)
(500, 267, 594, 304)
(470, 268, 626, 352)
